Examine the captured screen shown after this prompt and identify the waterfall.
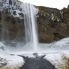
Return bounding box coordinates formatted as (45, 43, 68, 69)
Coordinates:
(23, 3, 38, 52)
(0, 2, 39, 53)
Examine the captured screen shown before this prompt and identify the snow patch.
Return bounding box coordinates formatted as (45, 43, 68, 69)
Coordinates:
(53, 37, 69, 47)
(0, 54, 25, 69)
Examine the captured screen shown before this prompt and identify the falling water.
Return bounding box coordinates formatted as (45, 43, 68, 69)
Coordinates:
(23, 3, 38, 52)
(30, 4, 38, 52)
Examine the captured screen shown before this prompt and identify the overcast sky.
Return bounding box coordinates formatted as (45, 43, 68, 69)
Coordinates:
(19, 0, 69, 9)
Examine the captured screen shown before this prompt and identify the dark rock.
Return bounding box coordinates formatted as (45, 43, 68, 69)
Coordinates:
(0, 10, 25, 42)
(37, 5, 69, 43)
(9, 0, 12, 5)
(20, 54, 56, 69)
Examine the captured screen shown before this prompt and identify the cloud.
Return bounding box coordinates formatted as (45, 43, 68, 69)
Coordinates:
(19, 0, 69, 9)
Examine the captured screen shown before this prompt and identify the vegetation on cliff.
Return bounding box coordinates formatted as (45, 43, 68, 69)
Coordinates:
(37, 5, 69, 43)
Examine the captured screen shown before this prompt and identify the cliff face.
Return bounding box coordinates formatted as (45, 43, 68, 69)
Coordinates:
(0, 0, 25, 42)
(0, 0, 69, 43)
(0, 9, 25, 42)
(37, 6, 69, 43)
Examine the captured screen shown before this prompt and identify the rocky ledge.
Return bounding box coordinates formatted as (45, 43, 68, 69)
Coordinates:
(37, 5, 69, 43)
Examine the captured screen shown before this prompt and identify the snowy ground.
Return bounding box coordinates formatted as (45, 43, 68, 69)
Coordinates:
(0, 53, 24, 69)
(0, 51, 69, 69)
(0, 37, 69, 69)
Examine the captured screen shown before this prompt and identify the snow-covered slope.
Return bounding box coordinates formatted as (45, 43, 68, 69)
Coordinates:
(0, 54, 24, 69)
(38, 37, 69, 51)
(53, 37, 69, 47)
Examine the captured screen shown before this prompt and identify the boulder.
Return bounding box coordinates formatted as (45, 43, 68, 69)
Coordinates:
(20, 54, 56, 69)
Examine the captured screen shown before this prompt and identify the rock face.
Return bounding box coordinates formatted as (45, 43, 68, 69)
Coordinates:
(0, 10, 25, 42)
(37, 5, 69, 43)
(20, 55, 56, 69)
(0, 0, 25, 43)
(0, 0, 69, 43)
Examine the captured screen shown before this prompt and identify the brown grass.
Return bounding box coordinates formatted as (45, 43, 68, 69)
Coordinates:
(0, 64, 20, 69)
(61, 56, 69, 69)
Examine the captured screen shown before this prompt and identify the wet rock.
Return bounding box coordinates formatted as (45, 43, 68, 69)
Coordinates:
(0, 57, 7, 67)
(20, 54, 56, 69)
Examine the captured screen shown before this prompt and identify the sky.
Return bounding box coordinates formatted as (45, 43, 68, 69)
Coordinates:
(19, 0, 69, 9)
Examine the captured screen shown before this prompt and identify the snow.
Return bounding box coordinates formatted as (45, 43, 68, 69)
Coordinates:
(38, 37, 69, 51)
(0, 50, 69, 69)
(44, 53, 63, 69)
(0, 38, 69, 69)
(0, 0, 24, 18)
(0, 54, 25, 69)
(53, 37, 69, 47)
